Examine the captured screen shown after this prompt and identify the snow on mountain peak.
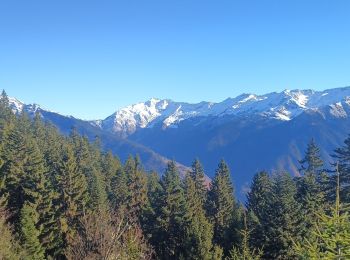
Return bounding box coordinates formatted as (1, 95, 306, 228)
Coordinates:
(9, 97, 24, 113)
(101, 98, 171, 136)
(284, 89, 309, 108)
(329, 102, 347, 118)
(8, 87, 350, 137)
(101, 87, 350, 136)
(8, 97, 56, 116)
(239, 94, 257, 103)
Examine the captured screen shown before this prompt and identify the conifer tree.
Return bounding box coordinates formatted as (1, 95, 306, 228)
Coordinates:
(297, 139, 327, 239)
(141, 171, 162, 243)
(155, 161, 187, 259)
(0, 91, 10, 168)
(0, 90, 15, 143)
(55, 144, 88, 247)
(101, 151, 121, 201)
(87, 166, 109, 212)
(18, 112, 32, 136)
(22, 139, 63, 257)
(332, 134, 350, 203)
(0, 90, 15, 183)
(211, 246, 224, 260)
(0, 204, 26, 259)
(111, 166, 130, 209)
(88, 137, 109, 212)
(207, 160, 238, 253)
(294, 166, 350, 258)
(0, 90, 15, 123)
(183, 175, 214, 260)
(0, 90, 10, 113)
(299, 138, 324, 176)
(125, 156, 148, 219)
(0, 123, 14, 208)
(20, 202, 45, 260)
(31, 112, 47, 148)
(263, 172, 302, 259)
(39, 123, 65, 179)
(70, 131, 109, 212)
(226, 213, 262, 260)
(0, 120, 28, 220)
(189, 159, 208, 206)
(246, 171, 273, 250)
(146, 171, 162, 209)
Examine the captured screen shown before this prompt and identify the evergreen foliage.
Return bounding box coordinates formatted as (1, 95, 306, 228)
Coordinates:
(226, 213, 262, 260)
(184, 175, 214, 259)
(207, 160, 239, 253)
(332, 134, 350, 203)
(55, 143, 89, 247)
(190, 159, 208, 206)
(262, 172, 302, 259)
(299, 138, 325, 176)
(154, 161, 187, 259)
(296, 139, 327, 239)
(0, 205, 26, 259)
(101, 151, 121, 202)
(294, 168, 350, 259)
(246, 171, 273, 250)
(125, 155, 148, 219)
(20, 202, 45, 260)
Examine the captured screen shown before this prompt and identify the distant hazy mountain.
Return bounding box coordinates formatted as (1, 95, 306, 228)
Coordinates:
(9, 86, 350, 197)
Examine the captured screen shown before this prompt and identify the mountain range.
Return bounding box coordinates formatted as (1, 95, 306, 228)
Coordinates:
(9, 87, 350, 197)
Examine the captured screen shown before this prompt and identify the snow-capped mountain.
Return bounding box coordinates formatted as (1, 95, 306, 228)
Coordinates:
(9, 97, 25, 113)
(98, 87, 350, 137)
(9, 97, 51, 116)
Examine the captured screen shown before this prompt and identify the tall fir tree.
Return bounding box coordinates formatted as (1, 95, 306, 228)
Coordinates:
(296, 139, 327, 240)
(55, 143, 89, 247)
(155, 161, 187, 259)
(39, 123, 65, 186)
(22, 138, 63, 257)
(183, 175, 214, 260)
(20, 202, 45, 260)
(141, 171, 163, 244)
(146, 171, 163, 211)
(88, 137, 109, 212)
(184, 159, 213, 259)
(0, 119, 28, 221)
(110, 166, 130, 210)
(207, 160, 239, 254)
(189, 159, 208, 206)
(332, 134, 350, 204)
(0, 203, 26, 259)
(125, 156, 149, 220)
(31, 112, 47, 150)
(100, 151, 121, 202)
(0, 91, 15, 154)
(299, 138, 325, 176)
(246, 171, 273, 251)
(0, 90, 15, 124)
(263, 172, 302, 259)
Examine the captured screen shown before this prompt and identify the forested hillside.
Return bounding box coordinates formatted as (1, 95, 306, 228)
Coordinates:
(1, 89, 350, 259)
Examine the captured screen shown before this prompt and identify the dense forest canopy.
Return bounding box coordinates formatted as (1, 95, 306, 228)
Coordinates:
(0, 90, 350, 259)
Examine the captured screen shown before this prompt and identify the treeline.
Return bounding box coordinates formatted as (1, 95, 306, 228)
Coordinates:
(0, 90, 349, 259)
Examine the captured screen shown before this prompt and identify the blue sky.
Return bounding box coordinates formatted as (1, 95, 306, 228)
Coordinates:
(1, 0, 350, 120)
